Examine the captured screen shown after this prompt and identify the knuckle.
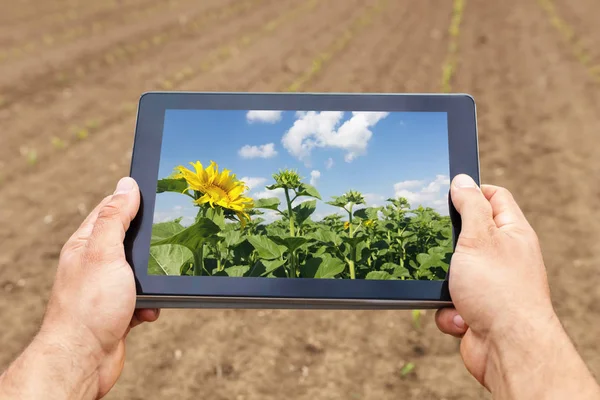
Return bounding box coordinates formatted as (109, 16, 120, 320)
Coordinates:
(495, 186, 514, 200)
(96, 198, 123, 221)
(59, 241, 81, 265)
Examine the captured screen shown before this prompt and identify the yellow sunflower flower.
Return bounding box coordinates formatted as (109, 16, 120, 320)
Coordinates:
(174, 161, 254, 224)
(364, 219, 374, 228)
(344, 221, 350, 230)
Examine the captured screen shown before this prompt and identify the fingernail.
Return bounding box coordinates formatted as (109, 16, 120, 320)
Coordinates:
(114, 177, 134, 194)
(453, 174, 477, 188)
(453, 314, 465, 329)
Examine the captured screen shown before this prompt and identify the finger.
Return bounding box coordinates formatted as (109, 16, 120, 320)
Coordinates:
(65, 195, 113, 248)
(85, 178, 140, 263)
(129, 309, 160, 329)
(137, 308, 160, 323)
(435, 307, 468, 338)
(450, 174, 496, 239)
(481, 185, 531, 231)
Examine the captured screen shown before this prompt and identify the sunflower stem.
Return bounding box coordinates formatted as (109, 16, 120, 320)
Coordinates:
(193, 245, 204, 276)
(347, 203, 356, 279)
(284, 188, 295, 237)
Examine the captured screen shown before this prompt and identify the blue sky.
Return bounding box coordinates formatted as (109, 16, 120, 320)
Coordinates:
(154, 109, 450, 225)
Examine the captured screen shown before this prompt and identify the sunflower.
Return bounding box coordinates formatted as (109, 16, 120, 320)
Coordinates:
(364, 219, 374, 228)
(344, 221, 350, 230)
(174, 161, 254, 224)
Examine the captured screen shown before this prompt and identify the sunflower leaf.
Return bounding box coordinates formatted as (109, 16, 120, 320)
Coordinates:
(224, 265, 250, 277)
(151, 218, 221, 253)
(296, 183, 321, 200)
(268, 235, 308, 252)
(148, 244, 193, 275)
(247, 236, 286, 260)
(259, 259, 286, 276)
(302, 255, 345, 278)
(150, 221, 185, 244)
(156, 178, 188, 194)
(365, 271, 395, 280)
(292, 200, 316, 226)
(254, 197, 281, 211)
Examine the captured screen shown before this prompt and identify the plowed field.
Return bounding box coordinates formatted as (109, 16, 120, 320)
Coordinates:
(1, 1, 599, 399)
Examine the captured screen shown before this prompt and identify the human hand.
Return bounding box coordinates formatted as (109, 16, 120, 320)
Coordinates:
(436, 174, 600, 398)
(0, 177, 160, 400)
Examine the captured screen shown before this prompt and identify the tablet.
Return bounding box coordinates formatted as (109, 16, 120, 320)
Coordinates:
(126, 92, 479, 309)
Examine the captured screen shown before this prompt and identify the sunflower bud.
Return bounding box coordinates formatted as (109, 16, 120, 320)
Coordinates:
(345, 190, 365, 205)
(272, 169, 302, 190)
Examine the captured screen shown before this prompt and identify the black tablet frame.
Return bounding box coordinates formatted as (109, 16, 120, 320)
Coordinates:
(125, 92, 479, 308)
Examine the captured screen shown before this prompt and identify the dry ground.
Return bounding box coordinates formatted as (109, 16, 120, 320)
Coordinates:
(1, 0, 599, 399)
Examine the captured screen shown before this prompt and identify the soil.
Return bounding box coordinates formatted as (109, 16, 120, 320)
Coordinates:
(1, 0, 599, 399)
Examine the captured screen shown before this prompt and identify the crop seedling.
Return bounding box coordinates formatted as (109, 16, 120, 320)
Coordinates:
(51, 137, 66, 149)
(149, 161, 452, 279)
(26, 149, 38, 166)
(400, 362, 416, 377)
(75, 128, 89, 140)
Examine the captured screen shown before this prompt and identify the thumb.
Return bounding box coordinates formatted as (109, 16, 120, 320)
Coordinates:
(86, 177, 140, 263)
(450, 174, 495, 239)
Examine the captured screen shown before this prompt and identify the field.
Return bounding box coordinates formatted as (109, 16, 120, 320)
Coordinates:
(1, 0, 599, 398)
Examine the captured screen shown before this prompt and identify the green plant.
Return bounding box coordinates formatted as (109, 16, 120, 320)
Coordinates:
(149, 160, 452, 280)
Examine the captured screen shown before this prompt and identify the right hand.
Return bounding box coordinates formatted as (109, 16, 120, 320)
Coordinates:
(436, 174, 556, 387)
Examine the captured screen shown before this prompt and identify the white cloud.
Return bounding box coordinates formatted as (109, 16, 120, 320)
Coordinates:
(325, 157, 334, 169)
(363, 193, 385, 208)
(240, 176, 267, 191)
(281, 111, 389, 164)
(253, 187, 284, 200)
(393, 175, 450, 215)
(238, 143, 277, 159)
(393, 180, 424, 190)
(153, 205, 195, 226)
(310, 170, 321, 186)
(246, 110, 282, 124)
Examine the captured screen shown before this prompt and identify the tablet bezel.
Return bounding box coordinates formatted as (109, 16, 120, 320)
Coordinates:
(126, 92, 479, 307)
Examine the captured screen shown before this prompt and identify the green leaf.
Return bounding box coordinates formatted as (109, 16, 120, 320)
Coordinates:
(260, 259, 286, 276)
(247, 236, 286, 260)
(292, 200, 316, 225)
(268, 235, 309, 252)
(365, 271, 395, 280)
(221, 230, 243, 248)
(204, 207, 226, 228)
(148, 244, 192, 275)
(380, 262, 399, 270)
(254, 197, 281, 211)
(151, 217, 221, 252)
(156, 178, 188, 194)
(342, 235, 367, 247)
(400, 362, 415, 376)
(353, 207, 381, 220)
(326, 195, 347, 207)
(225, 265, 250, 277)
(150, 221, 185, 244)
(313, 246, 328, 257)
(302, 255, 345, 278)
(296, 183, 321, 199)
(310, 228, 342, 246)
(392, 265, 411, 279)
(412, 310, 422, 329)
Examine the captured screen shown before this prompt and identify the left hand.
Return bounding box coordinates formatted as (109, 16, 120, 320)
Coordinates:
(39, 177, 159, 398)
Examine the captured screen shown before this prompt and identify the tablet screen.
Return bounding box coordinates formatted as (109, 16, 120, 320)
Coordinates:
(150, 110, 451, 280)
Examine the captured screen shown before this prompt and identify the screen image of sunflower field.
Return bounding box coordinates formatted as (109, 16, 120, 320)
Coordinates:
(150, 109, 452, 280)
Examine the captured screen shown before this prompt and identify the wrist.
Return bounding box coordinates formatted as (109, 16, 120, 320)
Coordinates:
(0, 320, 103, 400)
(486, 308, 599, 398)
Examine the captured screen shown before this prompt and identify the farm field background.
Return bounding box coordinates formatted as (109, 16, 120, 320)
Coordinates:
(1, 0, 599, 398)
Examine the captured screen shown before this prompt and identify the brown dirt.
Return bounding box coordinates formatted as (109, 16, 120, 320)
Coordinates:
(0, 0, 599, 399)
